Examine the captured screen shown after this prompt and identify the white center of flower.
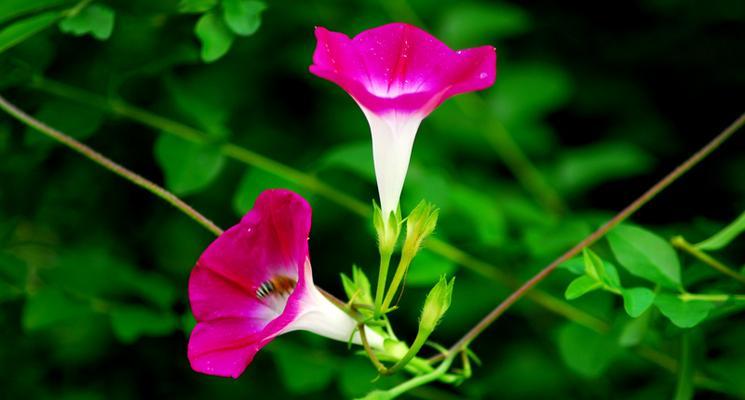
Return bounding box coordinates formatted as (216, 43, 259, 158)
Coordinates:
(255, 275, 296, 316)
(367, 78, 427, 98)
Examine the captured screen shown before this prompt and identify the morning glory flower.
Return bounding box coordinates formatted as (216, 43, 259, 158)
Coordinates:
(188, 189, 384, 378)
(310, 22, 496, 216)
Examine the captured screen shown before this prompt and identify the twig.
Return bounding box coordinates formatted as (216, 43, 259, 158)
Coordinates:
(446, 111, 745, 354)
(0, 94, 224, 237)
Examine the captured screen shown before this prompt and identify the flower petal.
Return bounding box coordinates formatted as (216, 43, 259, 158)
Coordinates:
(188, 318, 266, 378)
(188, 189, 312, 377)
(310, 22, 496, 116)
(190, 189, 311, 322)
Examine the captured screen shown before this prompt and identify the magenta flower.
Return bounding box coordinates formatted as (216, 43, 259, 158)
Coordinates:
(188, 189, 384, 378)
(310, 22, 496, 216)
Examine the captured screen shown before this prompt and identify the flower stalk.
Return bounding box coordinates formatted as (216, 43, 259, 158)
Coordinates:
(381, 201, 439, 312)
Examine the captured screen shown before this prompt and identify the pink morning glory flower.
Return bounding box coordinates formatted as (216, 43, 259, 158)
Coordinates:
(188, 189, 384, 378)
(310, 22, 496, 216)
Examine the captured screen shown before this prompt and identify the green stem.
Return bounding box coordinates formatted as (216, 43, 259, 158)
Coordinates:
(674, 333, 694, 400)
(383, 327, 431, 375)
(671, 236, 745, 285)
(381, 251, 414, 312)
(679, 293, 745, 302)
(27, 77, 608, 334)
(64, 0, 95, 17)
(374, 248, 393, 312)
(383, 354, 456, 399)
(445, 111, 745, 355)
(0, 94, 224, 237)
(358, 323, 391, 374)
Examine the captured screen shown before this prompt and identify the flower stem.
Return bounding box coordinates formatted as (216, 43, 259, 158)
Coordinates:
(671, 236, 745, 285)
(381, 251, 414, 312)
(445, 111, 745, 355)
(0, 94, 224, 237)
(382, 327, 431, 375)
(374, 248, 393, 313)
(382, 354, 456, 399)
(358, 323, 389, 374)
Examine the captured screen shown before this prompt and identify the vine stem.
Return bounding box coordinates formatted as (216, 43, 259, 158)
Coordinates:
(446, 111, 745, 355)
(0, 94, 224, 237)
(0, 93, 358, 314)
(671, 236, 745, 285)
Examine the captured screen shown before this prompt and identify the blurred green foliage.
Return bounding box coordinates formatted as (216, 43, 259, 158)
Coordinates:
(1, 0, 744, 398)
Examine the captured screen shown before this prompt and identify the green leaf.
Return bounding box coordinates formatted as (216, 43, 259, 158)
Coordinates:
(165, 77, 231, 138)
(406, 250, 457, 287)
(621, 287, 655, 318)
(0, 252, 28, 286)
(318, 141, 374, 181)
(194, 11, 234, 62)
(0, 253, 28, 302)
(564, 275, 601, 300)
(523, 219, 591, 259)
(179, 0, 217, 13)
(118, 270, 177, 309)
(232, 168, 304, 215)
(582, 248, 622, 289)
(24, 99, 104, 146)
(182, 312, 197, 335)
(272, 340, 337, 394)
(109, 305, 178, 343)
(222, 0, 265, 36)
(58, 4, 115, 40)
(552, 142, 653, 195)
(608, 224, 681, 289)
(341, 265, 373, 305)
(695, 211, 745, 251)
(0, 11, 59, 54)
(0, 0, 73, 24)
(619, 310, 651, 347)
(451, 186, 507, 247)
(154, 134, 225, 195)
(0, 280, 23, 302)
(337, 356, 400, 398)
(22, 289, 91, 331)
(558, 257, 585, 275)
(654, 293, 716, 328)
(557, 323, 619, 378)
(492, 63, 572, 124)
(440, 3, 530, 47)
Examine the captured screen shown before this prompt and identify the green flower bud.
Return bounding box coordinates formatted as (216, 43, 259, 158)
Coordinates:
(402, 200, 439, 259)
(419, 276, 454, 333)
(373, 201, 401, 255)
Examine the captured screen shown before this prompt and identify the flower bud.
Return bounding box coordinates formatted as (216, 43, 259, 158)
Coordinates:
(419, 276, 454, 333)
(402, 200, 439, 259)
(373, 201, 401, 255)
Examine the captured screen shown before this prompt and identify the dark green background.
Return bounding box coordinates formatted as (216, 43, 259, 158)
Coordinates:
(1, 0, 744, 398)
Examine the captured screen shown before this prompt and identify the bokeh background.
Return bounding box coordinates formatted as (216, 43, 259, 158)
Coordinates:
(1, 0, 744, 398)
